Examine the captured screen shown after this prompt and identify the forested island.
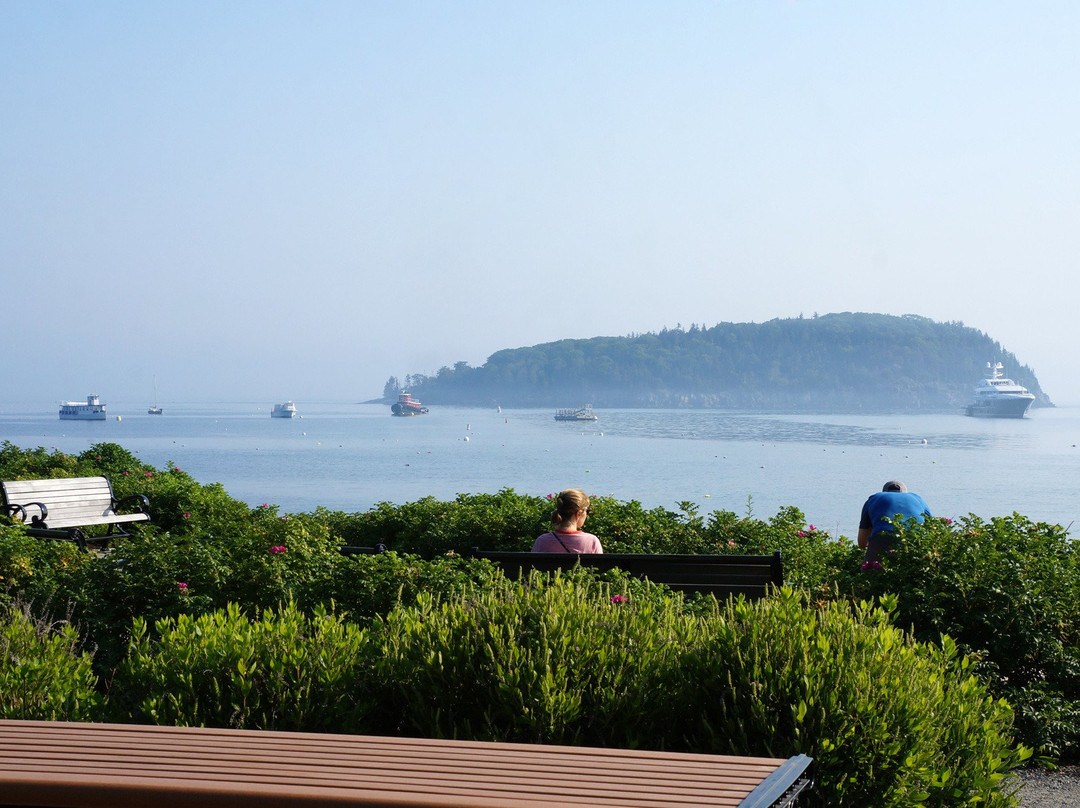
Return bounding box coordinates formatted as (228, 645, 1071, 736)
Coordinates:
(382, 312, 1052, 412)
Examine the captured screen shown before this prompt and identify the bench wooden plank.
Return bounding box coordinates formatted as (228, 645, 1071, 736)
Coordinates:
(0, 721, 811, 808)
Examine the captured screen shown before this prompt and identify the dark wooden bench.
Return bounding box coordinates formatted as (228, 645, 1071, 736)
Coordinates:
(0, 476, 150, 551)
(0, 720, 813, 807)
(339, 543, 388, 556)
(470, 549, 783, 600)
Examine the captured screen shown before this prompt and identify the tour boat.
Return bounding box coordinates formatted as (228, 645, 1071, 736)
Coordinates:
(391, 391, 429, 416)
(271, 401, 298, 418)
(554, 405, 598, 422)
(965, 363, 1035, 418)
(59, 395, 107, 421)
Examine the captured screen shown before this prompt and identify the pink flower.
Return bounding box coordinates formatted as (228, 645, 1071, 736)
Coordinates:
(145, 471, 153, 477)
(177, 582, 189, 594)
(183, 512, 191, 518)
(270, 545, 287, 554)
(860, 560, 883, 572)
(808, 524, 816, 531)
(943, 517, 953, 524)
(122, 471, 129, 476)
(610, 595, 628, 604)
(797, 531, 806, 538)
(727, 540, 737, 547)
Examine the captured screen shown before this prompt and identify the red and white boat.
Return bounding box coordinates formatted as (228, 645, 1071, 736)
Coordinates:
(391, 391, 429, 416)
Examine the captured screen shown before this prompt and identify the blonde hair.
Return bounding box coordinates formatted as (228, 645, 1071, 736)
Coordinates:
(551, 488, 589, 528)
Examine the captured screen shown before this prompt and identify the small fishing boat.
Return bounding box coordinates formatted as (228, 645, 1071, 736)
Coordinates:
(554, 405, 598, 422)
(391, 390, 429, 416)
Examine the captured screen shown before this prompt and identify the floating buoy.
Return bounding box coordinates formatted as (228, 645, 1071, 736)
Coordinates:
(115, 415, 122, 421)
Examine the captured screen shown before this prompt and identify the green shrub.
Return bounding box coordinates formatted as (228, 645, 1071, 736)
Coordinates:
(849, 514, 1080, 758)
(664, 591, 1028, 807)
(0, 602, 100, 721)
(374, 575, 1027, 806)
(113, 601, 373, 732)
(373, 569, 698, 744)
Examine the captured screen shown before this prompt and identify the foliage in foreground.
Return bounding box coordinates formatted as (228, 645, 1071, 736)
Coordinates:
(0, 602, 99, 721)
(2, 440, 1079, 766)
(847, 513, 1080, 760)
(7, 578, 1029, 808)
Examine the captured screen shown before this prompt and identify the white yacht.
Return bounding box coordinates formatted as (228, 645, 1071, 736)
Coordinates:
(271, 401, 298, 418)
(59, 395, 107, 421)
(966, 362, 1035, 418)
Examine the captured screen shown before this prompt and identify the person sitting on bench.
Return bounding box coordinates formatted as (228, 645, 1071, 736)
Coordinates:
(531, 488, 603, 554)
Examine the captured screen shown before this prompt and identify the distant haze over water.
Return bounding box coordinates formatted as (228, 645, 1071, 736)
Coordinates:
(3, 402, 1078, 538)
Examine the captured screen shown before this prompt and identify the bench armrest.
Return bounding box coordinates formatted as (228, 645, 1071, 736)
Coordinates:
(5, 501, 48, 525)
(112, 494, 150, 515)
(2, 503, 29, 523)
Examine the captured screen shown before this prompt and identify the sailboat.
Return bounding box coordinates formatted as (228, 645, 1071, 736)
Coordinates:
(148, 377, 163, 415)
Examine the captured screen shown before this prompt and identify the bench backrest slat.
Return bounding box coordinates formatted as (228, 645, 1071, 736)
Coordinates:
(472, 550, 783, 599)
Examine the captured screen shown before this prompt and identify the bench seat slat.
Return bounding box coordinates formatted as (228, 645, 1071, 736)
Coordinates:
(470, 550, 783, 599)
(28, 513, 149, 529)
(0, 721, 811, 808)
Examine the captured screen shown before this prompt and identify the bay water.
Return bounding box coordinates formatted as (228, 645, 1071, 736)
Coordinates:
(4, 402, 1080, 539)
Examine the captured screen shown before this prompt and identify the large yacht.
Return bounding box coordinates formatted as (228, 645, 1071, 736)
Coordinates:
(59, 395, 107, 421)
(966, 362, 1035, 418)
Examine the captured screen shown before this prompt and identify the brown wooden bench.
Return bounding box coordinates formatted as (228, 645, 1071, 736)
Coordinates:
(0, 476, 150, 551)
(470, 548, 784, 600)
(0, 720, 813, 807)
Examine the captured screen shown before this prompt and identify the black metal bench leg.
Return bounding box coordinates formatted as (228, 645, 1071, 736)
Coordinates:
(67, 528, 88, 552)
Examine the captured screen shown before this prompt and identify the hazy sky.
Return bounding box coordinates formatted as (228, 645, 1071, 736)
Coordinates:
(4, 2, 1078, 409)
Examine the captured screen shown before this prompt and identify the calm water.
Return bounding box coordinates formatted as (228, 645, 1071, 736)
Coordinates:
(3, 402, 1080, 539)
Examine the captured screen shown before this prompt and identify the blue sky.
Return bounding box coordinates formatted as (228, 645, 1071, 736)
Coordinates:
(4, 2, 1078, 408)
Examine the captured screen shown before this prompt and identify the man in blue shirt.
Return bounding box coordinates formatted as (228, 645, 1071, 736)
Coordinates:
(858, 480, 931, 563)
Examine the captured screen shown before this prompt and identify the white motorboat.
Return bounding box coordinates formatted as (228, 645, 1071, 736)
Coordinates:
(966, 362, 1035, 418)
(59, 395, 107, 421)
(554, 405, 598, 422)
(271, 401, 298, 418)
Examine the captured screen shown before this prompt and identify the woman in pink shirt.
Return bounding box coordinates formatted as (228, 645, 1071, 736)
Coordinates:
(531, 488, 603, 554)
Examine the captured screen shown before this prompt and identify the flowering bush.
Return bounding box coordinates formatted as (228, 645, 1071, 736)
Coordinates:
(848, 514, 1080, 758)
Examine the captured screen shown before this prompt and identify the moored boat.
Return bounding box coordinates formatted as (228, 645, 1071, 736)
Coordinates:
(966, 362, 1035, 418)
(271, 401, 298, 418)
(60, 395, 107, 421)
(391, 390, 428, 416)
(554, 405, 598, 422)
(148, 376, 163, 415)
